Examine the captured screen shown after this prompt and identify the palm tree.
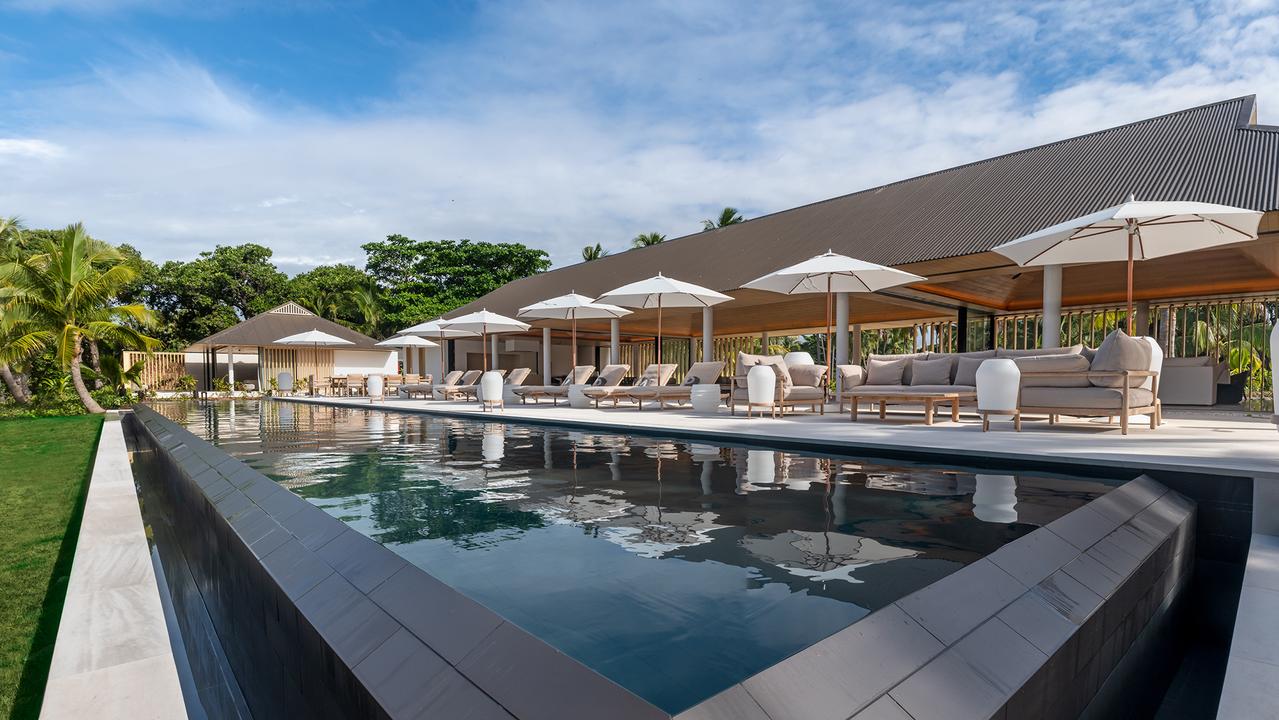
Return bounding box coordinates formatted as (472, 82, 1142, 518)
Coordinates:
(632, 232, 666, 248)
(1, 223, 158, 412)
(0, 215, 30, 402)
(582, 243, 609, 261)
(702, 207, 744, 231)
(349, 284, 382, 337)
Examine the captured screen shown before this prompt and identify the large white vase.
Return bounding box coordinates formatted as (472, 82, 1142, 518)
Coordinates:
(479, 371, 504, 411)
(976, 358, 1019, 421)
(747, 365, 776, 415)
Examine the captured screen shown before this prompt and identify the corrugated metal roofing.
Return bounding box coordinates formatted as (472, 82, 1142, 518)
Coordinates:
(187, 303, 381, 350)
(449, 95, 1279, 319)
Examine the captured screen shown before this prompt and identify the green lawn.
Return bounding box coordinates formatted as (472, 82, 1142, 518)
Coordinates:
(0, 415, 102, 720)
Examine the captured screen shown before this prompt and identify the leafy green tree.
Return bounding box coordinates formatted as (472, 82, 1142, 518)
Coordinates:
(1, 224, 158, 413)
(632, 232, 666, 248)
(582, 243, 609, 261)
(362, 235, 550, 329)
(349, 284, 383, 337)
(0, 216, 32, 402)
(702, 207, 744, 231)
(83, 353, 146, 397)
(290, 263, 371, 324)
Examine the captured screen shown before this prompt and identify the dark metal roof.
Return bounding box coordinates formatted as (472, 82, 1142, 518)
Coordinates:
(187, 302, 382, 350)
(448, 95, 1279, 319)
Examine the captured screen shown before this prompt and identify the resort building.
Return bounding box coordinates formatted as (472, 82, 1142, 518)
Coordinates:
(444, 95, 1279, 409)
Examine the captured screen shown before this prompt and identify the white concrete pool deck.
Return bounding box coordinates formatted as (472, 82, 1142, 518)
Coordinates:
(282, 395, 1279, 486)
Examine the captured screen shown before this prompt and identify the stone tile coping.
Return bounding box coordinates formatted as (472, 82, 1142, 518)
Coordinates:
(678, 475, 1196, 720)
(130, 405, 667, 719)
(40, 414, 187, 720)
(1216, 533, 1279, 719)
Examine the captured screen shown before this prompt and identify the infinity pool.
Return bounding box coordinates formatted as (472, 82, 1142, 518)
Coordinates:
(161, 400, 1119, 713)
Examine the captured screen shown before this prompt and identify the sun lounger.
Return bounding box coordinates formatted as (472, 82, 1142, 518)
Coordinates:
(576, 364, 633, 406)
(513, 365, 595, 404)
(623, 362, 720, 409)
(432, 370, 482, 400)
(403, 371, 450, 398)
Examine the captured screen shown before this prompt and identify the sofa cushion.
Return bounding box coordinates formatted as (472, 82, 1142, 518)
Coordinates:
(783, 386, 825, 401)
(1020, 386, 1155, 410)
(866, 358, 907, 385)
(1014, 354, 1092, 387)
(996, 344, 1084, 358)
(955, 356, 984, 387)
(842, 384, 974, 395)
(736, 352, 790, 389)
(1090, 330, 1152, 388)
(1163, 356, 1213, 367)
(868, 352, 928, 384)
(910, 357, 952, 386)
(788, 364, 827, 388)
(837, 364, 866, 388)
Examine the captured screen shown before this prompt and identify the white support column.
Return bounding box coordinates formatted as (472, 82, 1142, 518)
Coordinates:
(702, 307, 714, 362)
(610, 318, 620, 365)
(226, 349, 235, 389)
(1043, 264, 1062, 349)
(835, 292, 849, 393)
(542, 327, 552, 383)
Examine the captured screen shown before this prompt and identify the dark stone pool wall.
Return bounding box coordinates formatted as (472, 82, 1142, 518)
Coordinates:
(127, 404, 667, 720)
(679, 475, 1198, 720)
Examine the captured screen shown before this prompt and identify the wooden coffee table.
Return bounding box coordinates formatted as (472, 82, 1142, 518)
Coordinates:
(842, 391, 974, 425)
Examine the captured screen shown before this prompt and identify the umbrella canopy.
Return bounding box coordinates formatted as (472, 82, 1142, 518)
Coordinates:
(274, 329, 355, 346)
(518, 292, 631, 367)
(440, 310, 531, 371)
(274, 329, 354, 396)
(599, 274, 733, 364)
(375, 335, 439, 348)
(742, 251, 925, 373)
(398, 317, 477, 376)
(993, 197, 1262, 333)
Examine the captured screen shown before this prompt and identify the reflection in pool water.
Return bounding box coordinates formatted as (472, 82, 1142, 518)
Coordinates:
(161, 400, 1118, 713)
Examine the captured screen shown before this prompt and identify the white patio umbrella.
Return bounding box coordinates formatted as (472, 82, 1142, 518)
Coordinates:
(992, 196, 1262, 334)
(399, 317, 478, 376)
(598, 273, 733, 365)
(742, 251, 926, 375)
(518, 292, 631, 367)
(439, 309, 531, 371)
(376, 335, 439, 375)
(273, 329, 354, 396)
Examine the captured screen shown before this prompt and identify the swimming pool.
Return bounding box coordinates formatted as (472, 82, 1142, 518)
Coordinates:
(160, 400, 1121, 713)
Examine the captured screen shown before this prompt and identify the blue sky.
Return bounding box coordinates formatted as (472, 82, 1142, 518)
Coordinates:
(2, 0, 1277, 273)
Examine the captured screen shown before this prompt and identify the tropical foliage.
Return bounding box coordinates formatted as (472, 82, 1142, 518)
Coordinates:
(702, 207, 744, 231)
(581, 243, 608, 261)
(632, 232, 666, 248)
(1, 224, 159, 413)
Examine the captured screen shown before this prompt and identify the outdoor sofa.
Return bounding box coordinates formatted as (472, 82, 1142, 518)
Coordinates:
(728, 352, 828, 416)
(624, 361, 725, 410)
(513, 365, 596, 404)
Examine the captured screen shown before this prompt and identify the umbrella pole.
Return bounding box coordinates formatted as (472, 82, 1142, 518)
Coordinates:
(657, 296, 663, 366)
(825, 276, 833, 381)
(1127, 223, 1136, 335)
(572, 312, 578, 368)
(483, 329, 489, 371)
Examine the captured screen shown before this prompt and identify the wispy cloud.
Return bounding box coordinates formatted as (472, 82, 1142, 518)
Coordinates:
(1, 0, 1277, 272)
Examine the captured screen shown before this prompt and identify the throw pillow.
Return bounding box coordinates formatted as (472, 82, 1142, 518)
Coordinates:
(633, 377, 652, 387)
(560, 374, 573, 386)
(954, 357, 984, 387)
(910, 357, 952, 386)
(592, 377, 606, 386)
(788, 364, 827, 388)
(1089, 329, 1152, 388)
(682, 375, 699, 386)
(865, 357, 906, 386)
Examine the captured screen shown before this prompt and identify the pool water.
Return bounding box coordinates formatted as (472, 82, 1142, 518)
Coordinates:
(161, 400, 1119, 713)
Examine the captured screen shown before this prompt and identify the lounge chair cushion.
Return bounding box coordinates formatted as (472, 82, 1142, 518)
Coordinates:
(996, 344, 1084, 358)
(787, 364, 827, 388)
(910, 357, 952, 386)
(954, 357, 984, 387)
(1015, 354, 1092, 387)
(866, 358, 907, 385)
(1020, 386, 1154, 410)
(684, 361, 725, 385)
(1089, 330, 1151, 388)
(783, 386, 825, 401)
